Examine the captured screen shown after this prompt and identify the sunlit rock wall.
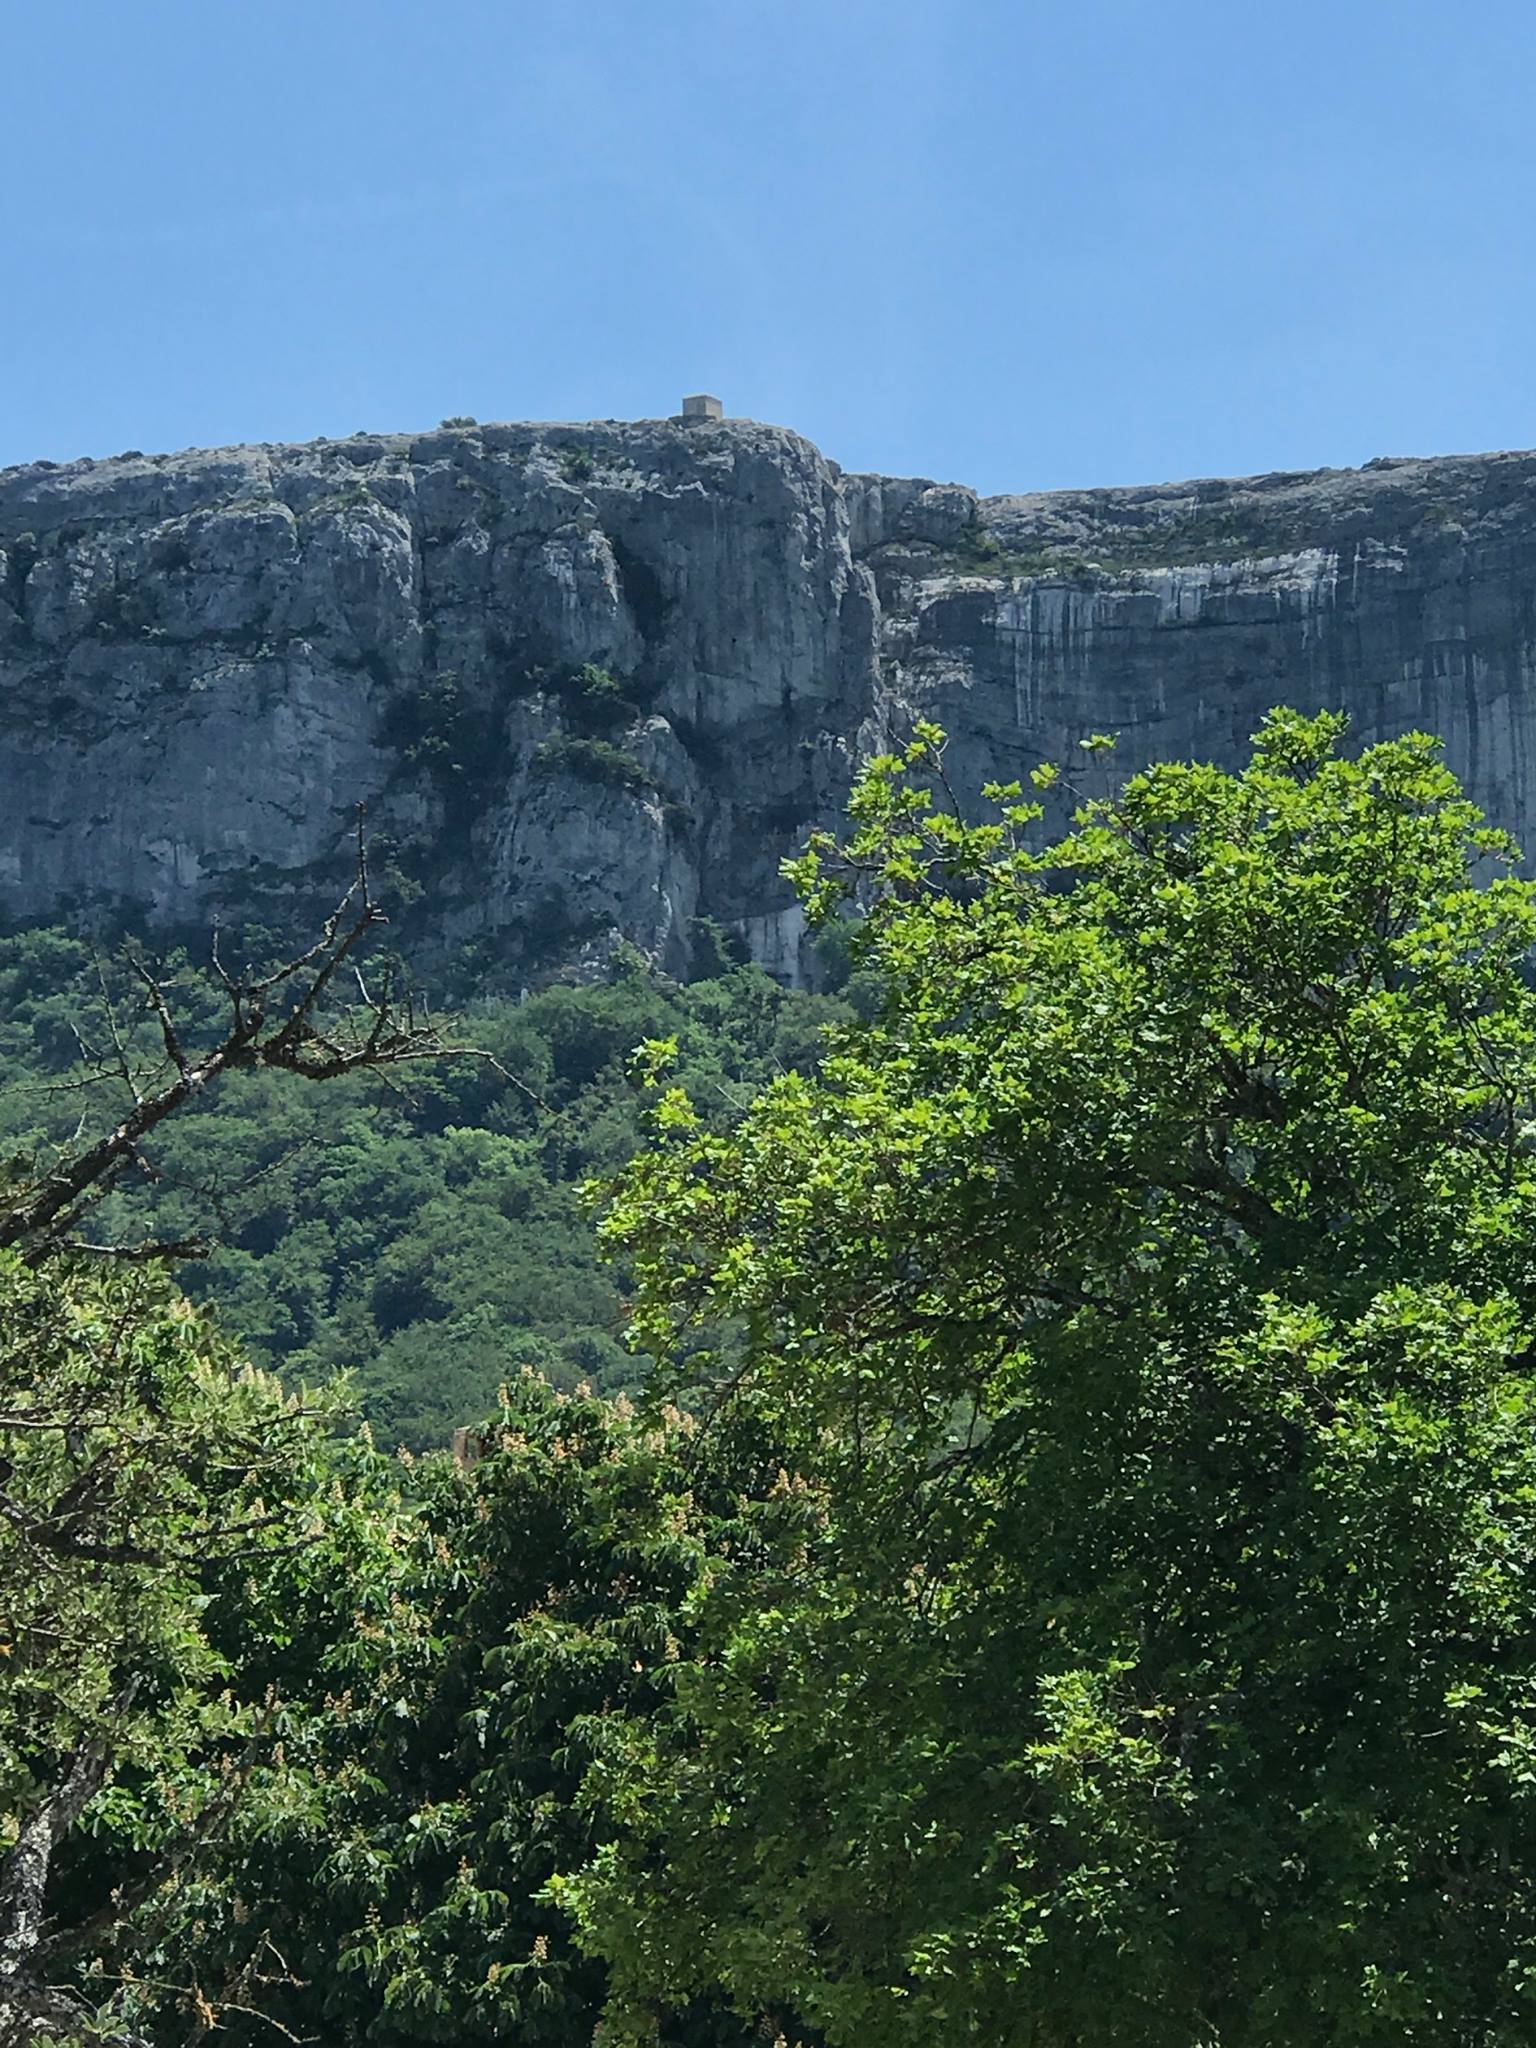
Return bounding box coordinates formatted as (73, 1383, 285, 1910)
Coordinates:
(3, 422, 1534, 983)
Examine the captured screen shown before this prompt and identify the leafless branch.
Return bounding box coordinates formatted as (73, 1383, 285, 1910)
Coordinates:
(0, 832, 504, 1263)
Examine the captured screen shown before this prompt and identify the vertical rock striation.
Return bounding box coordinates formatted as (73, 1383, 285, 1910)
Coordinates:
(3, 423, 1535, 982)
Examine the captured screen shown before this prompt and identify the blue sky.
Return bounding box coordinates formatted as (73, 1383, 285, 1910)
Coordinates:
(3, 0, 1533, 492)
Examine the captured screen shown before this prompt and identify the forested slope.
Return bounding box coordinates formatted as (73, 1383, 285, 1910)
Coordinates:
(0, 925, 850, 1445)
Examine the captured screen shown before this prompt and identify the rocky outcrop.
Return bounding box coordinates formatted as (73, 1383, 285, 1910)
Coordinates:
(865, 451, 1536, 855)
(4, 421, 1536, 983)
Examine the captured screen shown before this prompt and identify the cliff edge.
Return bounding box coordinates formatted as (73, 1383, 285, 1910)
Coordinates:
(3, 419, 1534, 981)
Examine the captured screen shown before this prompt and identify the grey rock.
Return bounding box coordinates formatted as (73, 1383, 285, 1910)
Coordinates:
(3, 423, 1536, 984)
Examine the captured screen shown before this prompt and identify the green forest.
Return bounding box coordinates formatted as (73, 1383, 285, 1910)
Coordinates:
(9, 714, 1536, 2047)
(0, 933, 851, 1447)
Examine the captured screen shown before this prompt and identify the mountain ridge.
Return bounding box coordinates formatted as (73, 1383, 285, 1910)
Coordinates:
(4, 417, 1534, 983)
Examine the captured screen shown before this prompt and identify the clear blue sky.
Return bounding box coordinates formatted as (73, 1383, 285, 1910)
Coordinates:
(3, 0, 1533, 493)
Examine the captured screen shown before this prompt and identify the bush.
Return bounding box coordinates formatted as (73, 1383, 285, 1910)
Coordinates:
(533, 734, 655, 794)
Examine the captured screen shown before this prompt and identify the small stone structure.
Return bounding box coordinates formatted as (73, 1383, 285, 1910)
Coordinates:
(680, 393, 723, 421)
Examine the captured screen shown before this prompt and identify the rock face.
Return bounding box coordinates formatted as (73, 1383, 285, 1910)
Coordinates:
(3, 419, 1536, 982)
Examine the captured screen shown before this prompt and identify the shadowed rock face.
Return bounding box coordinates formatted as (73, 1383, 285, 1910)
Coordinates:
(3, 421, 1535, 983)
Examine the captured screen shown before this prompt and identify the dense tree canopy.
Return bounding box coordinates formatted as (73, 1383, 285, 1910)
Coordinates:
(131, 1377, 811, 2048)
(574, 714, 1536, 2047)
(0, 893, 839, 2045)
(1, 1248, 804, 2048)
(0, 939, 846, 1445)
(0, 1248, 416, 2046)
(0, 888, 443, 2046)
(14, 712, 1536, 2047)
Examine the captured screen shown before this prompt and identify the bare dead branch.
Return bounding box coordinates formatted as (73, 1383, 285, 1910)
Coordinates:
(124, 952, 190, 1080)
(0, 831, 508, 1262)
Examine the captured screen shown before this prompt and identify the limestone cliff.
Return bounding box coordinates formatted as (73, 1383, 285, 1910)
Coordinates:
(3, 418, 1534, 982)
